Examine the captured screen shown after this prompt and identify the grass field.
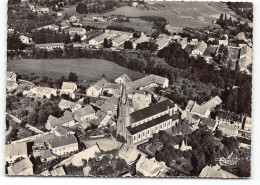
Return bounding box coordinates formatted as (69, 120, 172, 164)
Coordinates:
(102, 2, 247, 29)
(7, 59, 144, 82)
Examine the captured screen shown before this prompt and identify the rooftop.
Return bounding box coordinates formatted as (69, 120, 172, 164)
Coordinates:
(61, 82, 77, 90)
(192, 41, 207, 53)
(47, 114, 74, 128)
(113, 34, 131, 45)
(156, 37, 170, 49)
(6, 142, 27, 158)
(74, 105, 95, 120)
(92, 32, 111, 42)
(92, 78, 108, 90)
(49, 134, 77, 148)
(7, 158, 33, 175)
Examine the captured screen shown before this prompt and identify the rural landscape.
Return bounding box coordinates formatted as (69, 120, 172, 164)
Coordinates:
(6, 0, 252, 178)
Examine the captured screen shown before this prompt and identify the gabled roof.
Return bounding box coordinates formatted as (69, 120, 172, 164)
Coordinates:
(74, 105, 95, 120)
(92, 32, 111, 42)
(116, 74, 132, 83)
(127, 114, 171, 135)
(203, 46, 218, 57)
(200, 118, 217, 129)
(8, 158, 33, 175)
(6, 142, 27, 158)
(49, 134, 77, 148)
(113, 34, 131, 45)
(61, 82, 77, 90)
(129, 99, 175, 124)
(218, 124, 239, 132)
(199, 165, 238, 178)
(91, 78, 108, 90)
(103, 82, 122, 90)
(134, 35, 150, 44)
(192, 41, 207, 53)
(136, 156, 163, 176)
(6, 71, 15, 78)
(156, 37, 170, 49)
(33, 87, 56, 94)
(59, 99, 79, 110)
(47, 114, 74, 128)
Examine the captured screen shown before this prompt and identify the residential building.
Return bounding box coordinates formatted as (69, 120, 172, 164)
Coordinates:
(112, 33, 133, 47)
(58, 99, 82, 112)
(132, 2, 138, 7)
(218, 124, 239, 137)
(185, 96, 222, 118)
(132, 91, 152, 110)
(49, 134, 78, 156)
(89, 32, 112, 46)
(45, 114, 75, 130)
(136, 155, 164, 177)
(53, 126, 75, 137)
(203, 45, 218, 64)
(50, 166, 66, 176)
(102, 82, 122, 97)
(118, 144, 140, 165)
(91, 111, 111, 128)
(7, 158, 33, 176)
(19, 35, 31, 44)
(6, 71, 17, 82)
(238, 44, 253, 70)
(199, 165, 238, 178)
(74, 105, 96, 122)
(69, 27, 87, 40)
(133, 35, 150, 49)
(191, 41, 207, 56)
(127, 74, 169, 92)
(156, 37, 171, 50)
(6, 142, 28, 163)
(25, 87, 57, 99)
(36, 24, 59, 32)
(115, 74, 132, 84)
(61, 82, 77, 95)
(57, 12, 62, 17)
(199, 118, 218, 131)
(6, 81, 18, 92)
(37, 7, 50, 14)
(35, 43, 64, 50)
(216, 110, 243, 128)
(189, 38, 198, 45)
(242, 117, 252, 132)
(179, 38, 188, 49)
(218, 39, 228, 46)
(86, 78, 108, 97)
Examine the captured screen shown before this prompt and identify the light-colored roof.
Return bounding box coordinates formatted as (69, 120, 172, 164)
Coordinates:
(35, 43, 64, 47)
(92, 32, 111, 42)
(156, 37, 170, 49)
(103, 82, 122, 90)
(218, 124, 238, 132)
(127, 74, 168, 90)
(113, 34, 131, 45)
(61, 82, 77, 90)
(47, 114, 74, 128)
(59, 99, 79, 110)
(49, 134, 77, 148)
(33, 87, 56, 94)
(74, 105, 95, 120)
(199, 165, 238, 178)
(50, 166, 66, 176)
(136, 156, 162, 176)
(192, 41, 207, 53)
(118, 144, 139, 165)
(92, 78, 108, 90)
(40, 169, 51, 176)
(6, 142, 27, 158)
(116, 74, 132, 83)
(7, 158, 33, 175)
(69, 27, 86, 32)
(134, 35, 150, 44)
(6, 71, 15, 78)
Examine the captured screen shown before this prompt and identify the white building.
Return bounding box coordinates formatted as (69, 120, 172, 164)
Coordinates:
(7, 158, 33, 176)
(58, 99, 82, 112)
(89, 33, 112, 46)
(35, 43, 64, 51)
(74, 105, 96, 122)
(156, 37, 171, 50)
(191, 41, 207, 56)
(60, 82, 77, 98)
(49, 135, 78, 156)
(19, 35, 31, 44)
(112, 33, 133, 47)
(86, 78, 108, 97)
(115, 74, 132, 84)
(25, 87, 57, 99)
(6, 142, 28, 163)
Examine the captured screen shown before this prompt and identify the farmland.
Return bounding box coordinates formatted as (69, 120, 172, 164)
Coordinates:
(7, 59, 144, 82)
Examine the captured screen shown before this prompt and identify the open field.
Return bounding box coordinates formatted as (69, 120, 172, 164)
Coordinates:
(7, 59, 144, 82)
(102, 2, 248, 29)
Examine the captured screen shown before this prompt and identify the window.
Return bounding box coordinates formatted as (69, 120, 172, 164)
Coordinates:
(139, 134, 141, 138)
(134, 136, 136, 140)
(143, 132, 145, 136)
(160, 124, 162, 129)
(147, 130, 149, 134)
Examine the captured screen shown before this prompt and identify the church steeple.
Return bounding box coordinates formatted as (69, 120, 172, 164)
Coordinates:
(117, 84, 130, 140)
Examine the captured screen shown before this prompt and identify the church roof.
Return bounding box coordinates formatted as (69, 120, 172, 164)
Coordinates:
(127, 114, 171, 135)
(129, 100, 175, 123)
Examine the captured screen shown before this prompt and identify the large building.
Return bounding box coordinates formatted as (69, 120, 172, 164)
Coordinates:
(117, 85, 178, 145)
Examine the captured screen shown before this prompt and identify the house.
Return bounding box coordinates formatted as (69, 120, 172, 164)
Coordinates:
(61, 82, 77, 96)
(112, 33, 133, 47)
(45, 114, 75, 130)
(218, 39, 228, 46)
(199, 165, 238, 178)
(191, 41, 207, 56)
(132, 91, 152, 110)
(100, 101, 118, 116)
(36, 24, 59, 32)
(242, 117, 252, 132)
(118, 144, 140, 165)
(91, 111, 111, 128)
(133, 35, 150, 49)
(136, 155, 164, 177)
(40, 150, 56, 163)
(6, 142, 28, 163)
(19, 35, 31, 44)
(156, 37, 171, 50)
(6, 81, 18, 92)
(25, 87, 57, 99)
(115, 74, 132, 84)
(35, 43, 64, 50)
(53, 125, 75, 136)
(7, 158, 33, 176)
(200, 118, 218, 131)
(6, 71, 17, 82)
(69, 15, 79, 23)
(127, 74, 169, 92)
(237, 32, 246, 41)
(216, 110, 243, 128)
(58, 99, 82, 112)
(189, 38, 198, 45)
(102, 83, 122, 97)
(218, 124, 239, 137)
(40, 169, 51, 176)
(86, 78, 108, 97)
(49, 134, 78, 156)
(185, 96, 222, 118)
(89, 32, 112, 46)
(74, 105, 96, 122)
(179, 38, 187, 49)
(68, 27, 87, 40)
(132, 2, 138, 7)
(50, 166, 66, 176)
(238, 44, 252, 70)
(57, 12, 63, 17)
(203, 46, 218, 64)
(37, 7, 50, 14)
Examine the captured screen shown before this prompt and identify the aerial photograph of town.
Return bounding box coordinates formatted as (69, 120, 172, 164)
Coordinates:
(5, 0, 252, 178)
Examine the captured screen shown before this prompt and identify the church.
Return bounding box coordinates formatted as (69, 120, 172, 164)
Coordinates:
(117, 85, 179, 145)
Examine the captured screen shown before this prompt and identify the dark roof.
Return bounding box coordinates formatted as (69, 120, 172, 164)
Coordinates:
(203, 46, 218, 57)
(127, 114, 171, 135)
(50, 134, 77, 148)
(130, 100, 175, 123)
(200, 118, 217, 128)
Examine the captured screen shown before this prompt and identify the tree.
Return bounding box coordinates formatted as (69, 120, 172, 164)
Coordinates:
(155, 151, 164, 162)
(237, 159, 251, 177)
(27, 112, 37, 126)
(124, 41, 133, 49)
(215, 129, 223, 139)
(103, 38, 112, 48)
(37, 110, 48, 126)
(68, 72, 78, 82)
(73, 33, 81, 42)
(76, 3, 88, 14)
